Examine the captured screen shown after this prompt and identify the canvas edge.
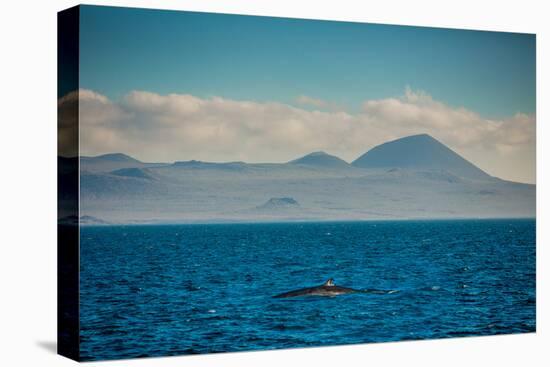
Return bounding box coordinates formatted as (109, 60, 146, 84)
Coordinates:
(57, 4, 81, 362)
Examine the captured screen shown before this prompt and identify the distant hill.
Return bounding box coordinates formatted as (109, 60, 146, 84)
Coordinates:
(256, 197, 300, 210)
(58, 215, 109, 225)
(80, 153, 166, 173)
(290, 151, 350, 168)
(352, 134, 491, 180)
(110, 167, 156, 180)
(81, 153, 141, 163)
(75, 135, 534, 223)
(80, 153, 143, 172)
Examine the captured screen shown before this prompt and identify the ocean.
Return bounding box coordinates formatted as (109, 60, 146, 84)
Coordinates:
(79, 219, 536, 360)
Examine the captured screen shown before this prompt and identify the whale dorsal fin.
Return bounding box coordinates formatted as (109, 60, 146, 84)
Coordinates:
(324, 278, 335, 286)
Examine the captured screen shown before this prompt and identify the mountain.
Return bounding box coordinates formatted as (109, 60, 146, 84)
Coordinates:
(82, 153, 141, 163)
(352, 134, 491, 180)
(80, 153, 166, 173)
(290, 151, 350, 168)
(256, 197, 300, 210)
(58, 215, 109, 225)
(80, 153, 143, 172)
(76, 136, 535, 223)
(110, 167, 156, 180)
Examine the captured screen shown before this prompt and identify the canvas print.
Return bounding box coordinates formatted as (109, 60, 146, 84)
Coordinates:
(58, 5, 536, 361)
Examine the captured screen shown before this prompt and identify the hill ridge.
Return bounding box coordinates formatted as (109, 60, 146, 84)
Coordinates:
(352, 134, 490, 180)
(290, 151, 350, 168)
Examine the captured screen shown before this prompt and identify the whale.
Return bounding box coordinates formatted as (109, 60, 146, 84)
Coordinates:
(273, 278, 378, 298)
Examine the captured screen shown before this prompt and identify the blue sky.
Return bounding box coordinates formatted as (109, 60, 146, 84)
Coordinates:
(79, 5, 535, 118)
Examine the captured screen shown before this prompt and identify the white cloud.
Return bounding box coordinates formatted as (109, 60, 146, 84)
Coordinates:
(58, 88, 536, 183)
(360, 86, 535, 152)
(295, 95, 343, 111)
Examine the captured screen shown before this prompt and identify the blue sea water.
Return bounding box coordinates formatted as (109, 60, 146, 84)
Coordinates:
(79, 219, 536, 361)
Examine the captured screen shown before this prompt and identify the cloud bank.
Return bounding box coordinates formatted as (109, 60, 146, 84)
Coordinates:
(58, 88, 535, 183)
(295, 95, 343, 111)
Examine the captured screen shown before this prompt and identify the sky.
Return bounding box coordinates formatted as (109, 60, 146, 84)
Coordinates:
(63, 5, 536, 183)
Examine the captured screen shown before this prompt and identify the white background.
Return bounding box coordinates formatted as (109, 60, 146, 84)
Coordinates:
(0, 0, 547, 365)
